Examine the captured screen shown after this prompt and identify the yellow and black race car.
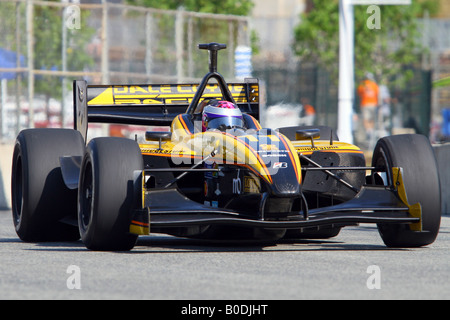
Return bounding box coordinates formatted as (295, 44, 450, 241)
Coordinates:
(11, 43, 441, 251)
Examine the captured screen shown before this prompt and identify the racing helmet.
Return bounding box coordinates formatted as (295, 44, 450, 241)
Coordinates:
(202, 100, 244, 132)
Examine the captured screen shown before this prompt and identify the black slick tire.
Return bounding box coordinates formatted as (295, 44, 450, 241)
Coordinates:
(11, 129, 85, 242)
(78, 137, 143, 251)
(372, 134, 441, 247)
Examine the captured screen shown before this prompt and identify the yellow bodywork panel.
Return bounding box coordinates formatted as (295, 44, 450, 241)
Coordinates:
(129, 174, 150, 236)
(129, 222, 150, 236)
(392, 167, 422, 232)
(292, 140, 364, 155)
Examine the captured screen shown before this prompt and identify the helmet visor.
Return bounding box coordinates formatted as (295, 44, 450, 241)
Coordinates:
(205, 114, 244, 130)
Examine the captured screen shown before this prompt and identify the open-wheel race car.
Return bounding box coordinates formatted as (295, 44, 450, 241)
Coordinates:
(11, 43, 441, 251)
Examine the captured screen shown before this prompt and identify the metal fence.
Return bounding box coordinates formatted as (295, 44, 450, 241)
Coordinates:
(0, 0, 441, 145)
(254, 64, 337, 128)
(0, 0, 251, 141)
(255, 64, 432, 147)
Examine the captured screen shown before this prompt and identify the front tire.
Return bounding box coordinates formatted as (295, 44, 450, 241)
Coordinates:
(78, 137, 143, 251)
(372, 134, 441, 247)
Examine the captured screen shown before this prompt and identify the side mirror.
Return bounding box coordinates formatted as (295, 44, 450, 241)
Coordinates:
(296, 129, 320, 148)
(145, 131, 172, 149)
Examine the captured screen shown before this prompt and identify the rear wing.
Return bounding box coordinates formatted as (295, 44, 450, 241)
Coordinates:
(73, 79, 259, 142)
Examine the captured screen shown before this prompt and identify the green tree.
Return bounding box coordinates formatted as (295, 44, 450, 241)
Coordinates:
(0, 1, 95, 123)
(33, 3, 94, 121)
(293, 0, 438, 84)
(126, 0, 254, 16)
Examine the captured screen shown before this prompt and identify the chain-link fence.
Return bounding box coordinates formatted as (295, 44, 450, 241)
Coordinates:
(419, 17, 450, 142)
(0, 0, 251, 141)
(254, 64, 337, 129)
(255, 63, 432, 148)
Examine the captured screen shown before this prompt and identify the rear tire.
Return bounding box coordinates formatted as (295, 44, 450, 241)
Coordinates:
(11, 129, 85, 242)
(372, 134, 441, 247)
(78, 137, 143, 251)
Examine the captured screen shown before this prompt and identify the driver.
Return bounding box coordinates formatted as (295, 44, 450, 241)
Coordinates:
(201, 100, 244, 132)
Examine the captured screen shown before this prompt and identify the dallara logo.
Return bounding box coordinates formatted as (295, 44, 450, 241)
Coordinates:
(273, 162, 288, 169)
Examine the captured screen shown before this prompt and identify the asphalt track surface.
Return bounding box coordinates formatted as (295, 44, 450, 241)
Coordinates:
(0, 210, 449, 300)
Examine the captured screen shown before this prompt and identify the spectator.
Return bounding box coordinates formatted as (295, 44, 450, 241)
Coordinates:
(300, 97, 316, 126)
(357, 72, 379, 144)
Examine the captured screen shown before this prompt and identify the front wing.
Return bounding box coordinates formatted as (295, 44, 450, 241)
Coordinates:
(130, 168, 422, 235)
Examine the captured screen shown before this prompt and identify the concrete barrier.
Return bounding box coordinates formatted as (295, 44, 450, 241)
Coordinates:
(0, 143, 13, 210)
(433, 143, 450, 216)
(0, 167, 7, 209)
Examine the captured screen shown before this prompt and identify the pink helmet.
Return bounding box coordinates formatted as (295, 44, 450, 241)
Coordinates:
(202, 100, 244, 132)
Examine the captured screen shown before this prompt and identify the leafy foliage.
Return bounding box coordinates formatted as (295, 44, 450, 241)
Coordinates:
(127, 0, 254, 16)
(293, 0, 437, 84)
(33, 4, 94, 100)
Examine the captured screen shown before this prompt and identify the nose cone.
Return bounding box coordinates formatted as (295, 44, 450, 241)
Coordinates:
(234, 129, 302, 196)
(269, 165, 301, 196)
(184, 129, 302, 197)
